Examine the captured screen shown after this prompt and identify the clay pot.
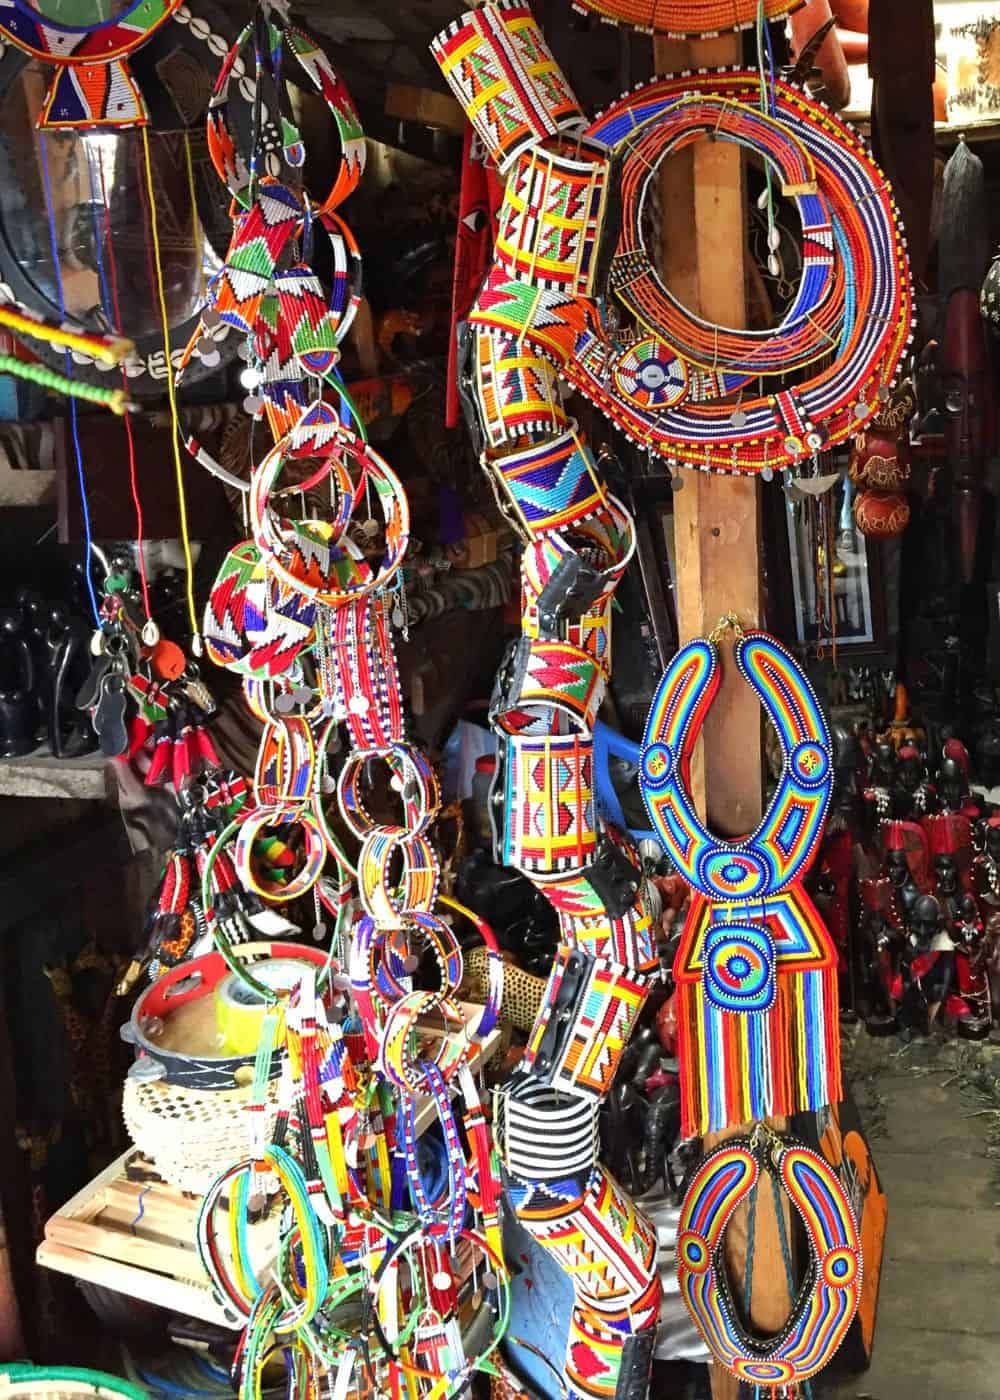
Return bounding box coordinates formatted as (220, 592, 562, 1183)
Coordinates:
(849, 427, 911, 491)
(854, 489, 910, 538)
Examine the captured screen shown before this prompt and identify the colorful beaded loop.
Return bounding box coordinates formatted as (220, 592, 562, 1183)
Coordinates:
(234, 807, 327, 901)
(250, 416, 411, 606)
(336, 743, 441, 842)
(677, 1134, 862, 1386)
(208, 16, 366, 212)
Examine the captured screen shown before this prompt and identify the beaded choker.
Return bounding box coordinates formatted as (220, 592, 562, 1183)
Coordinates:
(677, 1128, 862, 1387)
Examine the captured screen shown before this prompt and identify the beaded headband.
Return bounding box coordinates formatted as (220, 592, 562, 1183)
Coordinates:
(677, 1130, 862, 1387)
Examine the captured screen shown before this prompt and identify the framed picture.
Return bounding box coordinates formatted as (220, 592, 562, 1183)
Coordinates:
(783, 476, 888, 658)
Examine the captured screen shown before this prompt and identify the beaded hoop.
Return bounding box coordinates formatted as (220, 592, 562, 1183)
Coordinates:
(336, 743, 441, 842)
(250, 418, 410, 606)
(677, 1133, 862, 1386)
(207, 15, 366, 211)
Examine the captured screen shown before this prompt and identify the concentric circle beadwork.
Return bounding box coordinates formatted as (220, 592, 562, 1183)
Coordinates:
(703, 922, 776, 1013)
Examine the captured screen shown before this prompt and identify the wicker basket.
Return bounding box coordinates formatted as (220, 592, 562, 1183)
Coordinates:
(122, 1074, 281, 1194)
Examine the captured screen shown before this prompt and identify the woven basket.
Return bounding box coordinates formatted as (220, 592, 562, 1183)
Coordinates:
(123, 1074, 280, 1194)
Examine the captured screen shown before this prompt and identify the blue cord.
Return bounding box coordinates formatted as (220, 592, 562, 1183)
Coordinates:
(763, 10, 777, 116)
(130, 1183, 150, 1235)
(38, 132, 100, 624)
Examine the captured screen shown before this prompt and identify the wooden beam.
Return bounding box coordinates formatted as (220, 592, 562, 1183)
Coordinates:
(384, 83, 467, 135)
(657, 32, 762, 838)
(654, 32, 790, 1400)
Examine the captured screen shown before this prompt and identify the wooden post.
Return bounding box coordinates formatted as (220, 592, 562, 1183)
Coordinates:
(654, 32, 793, 1400)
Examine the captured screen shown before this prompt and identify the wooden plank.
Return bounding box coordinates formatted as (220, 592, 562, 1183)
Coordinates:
(657, 32, 762, 839)
(46, 1218, 200, 1283)
(654, 31, 789, 1400)
(36, 1240, 239, 1329)
(385, 83, 466, 135)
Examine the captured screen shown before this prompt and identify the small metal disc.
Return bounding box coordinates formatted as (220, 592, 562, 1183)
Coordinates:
(730, 409, 748, 429)
(853, 402, 868, 421)
(761, 467, 775, 483)
(312, 922, 326, 943)
(432, 1271, 452, 1291)
(274, 691, 297, 714)
(670, 473, 684, 492)
(237, 341, 252, 361)
(200, 351, 221, 369)
(348, 695, 370, 715)
(482, 1272, 498, 1290)
(201, 308, 222, 330)
(402, 954, 420, 974)
(391, 607, 404, 627)
(243, 395, 263, 416)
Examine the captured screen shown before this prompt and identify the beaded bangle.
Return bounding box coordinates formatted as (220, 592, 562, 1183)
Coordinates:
(491, 421, 609, 539)
(250, 421, 410, 605)
(379, 992, 472, 1095)
(198, 1145, 331, 1329)
(0, 1367, 148, 1400)
(253, 716, 317, 813)
(357, 828, 442, 928)
(234, 807, 327, 902)
(336, 743, 441, 842)
(431, 1, 587, 175)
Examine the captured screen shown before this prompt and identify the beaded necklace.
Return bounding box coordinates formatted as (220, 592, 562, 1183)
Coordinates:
(434, 3, 913, 475)
(640, 618, 841, 1136)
